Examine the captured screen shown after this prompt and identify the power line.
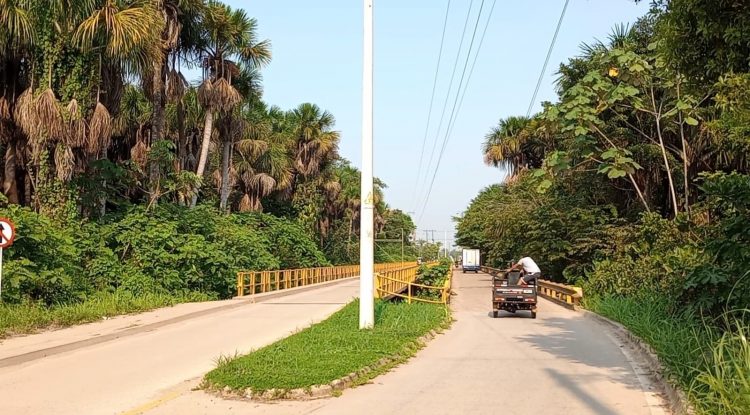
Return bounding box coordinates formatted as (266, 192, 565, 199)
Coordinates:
(445, 0, 497, 148)
(418, 0, 487, 223)
(411, 1, 452, 213)
(415, 0, 475, 213)
(525, 0, 570, 118)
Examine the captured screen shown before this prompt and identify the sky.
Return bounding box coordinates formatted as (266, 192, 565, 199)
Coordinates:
(223, 0, 651, 248)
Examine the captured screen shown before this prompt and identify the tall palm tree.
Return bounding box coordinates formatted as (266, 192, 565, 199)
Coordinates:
(191, 0, 270, 207)
(232, 102, 292, 212)
(289, 103, 340, 180)
(217, 64, 262, 211)
(482, 116, 531, 178)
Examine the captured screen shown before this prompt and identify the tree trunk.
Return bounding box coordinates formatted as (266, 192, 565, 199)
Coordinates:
(655, 116, 679, 217)
(177, 100, 187, 172)
(628, 173, 650, 213)
(219, 139, 231, 212)
(151, 61, 166, 144)
(192, 110, 214, 207)
(3, 143, 18, 204)
(676, 80, 691, 217)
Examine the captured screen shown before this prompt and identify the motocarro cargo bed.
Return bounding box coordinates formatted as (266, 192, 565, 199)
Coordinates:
(492, 271, 537, 318)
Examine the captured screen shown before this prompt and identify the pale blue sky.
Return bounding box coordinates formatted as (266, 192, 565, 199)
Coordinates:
(223, 0, 651, 246)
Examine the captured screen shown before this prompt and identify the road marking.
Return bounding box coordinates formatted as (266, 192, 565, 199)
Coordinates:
(119, 389, 184, 415)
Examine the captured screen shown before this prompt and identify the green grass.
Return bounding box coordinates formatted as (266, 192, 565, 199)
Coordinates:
(204, 299, 451, 392)
(0, 291, 211, 338)
(586, 295, 750, 415)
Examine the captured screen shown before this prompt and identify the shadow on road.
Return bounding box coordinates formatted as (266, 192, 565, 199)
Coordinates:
(517, 316, 641, 382)
(545, 367, 623, 415)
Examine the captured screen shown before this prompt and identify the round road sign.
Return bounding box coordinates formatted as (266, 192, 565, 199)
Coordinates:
(0, 218, 16, 248)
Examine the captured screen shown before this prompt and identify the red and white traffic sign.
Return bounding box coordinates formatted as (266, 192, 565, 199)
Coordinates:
(0, 217, 16, 248)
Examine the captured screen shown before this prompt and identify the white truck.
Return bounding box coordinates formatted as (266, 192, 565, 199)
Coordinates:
(462, 248, 481, 273)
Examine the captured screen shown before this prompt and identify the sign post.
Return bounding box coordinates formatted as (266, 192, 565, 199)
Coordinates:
(0, 217, 16, 301)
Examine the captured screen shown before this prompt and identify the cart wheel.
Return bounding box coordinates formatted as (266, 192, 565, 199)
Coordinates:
(492, 310, 498, 318)
(531, 311, 537, 319)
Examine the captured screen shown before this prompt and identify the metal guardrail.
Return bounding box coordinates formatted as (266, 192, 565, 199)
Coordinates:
(375, 262, 451, 305)
(236, 262, 419, 297)
(537, 280, 583, 309)
(479, 266, 583, 309)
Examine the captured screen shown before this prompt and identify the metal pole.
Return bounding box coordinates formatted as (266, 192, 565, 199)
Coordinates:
(401, 229, 404, 266)
(443, 231, 448, 258)
(0, 247, 3, 301)
(359, 0, 375, 329)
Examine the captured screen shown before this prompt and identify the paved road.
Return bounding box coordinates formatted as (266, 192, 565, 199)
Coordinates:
(144, 271, 668, 415)
(0, 280, 359, 415)
(0, 272, 668, 415)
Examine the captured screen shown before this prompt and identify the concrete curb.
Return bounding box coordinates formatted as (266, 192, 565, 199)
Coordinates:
(207, 321, 452, 402)
(0, 277, 358, 368)
(579, 309, 695, 415)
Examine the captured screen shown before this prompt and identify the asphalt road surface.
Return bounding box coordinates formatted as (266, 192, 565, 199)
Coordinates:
(142, 271, 669, 415)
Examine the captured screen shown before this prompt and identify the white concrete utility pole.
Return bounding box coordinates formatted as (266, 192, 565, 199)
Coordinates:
(359, 0, 375, 329)
(444, 231, 448, 258)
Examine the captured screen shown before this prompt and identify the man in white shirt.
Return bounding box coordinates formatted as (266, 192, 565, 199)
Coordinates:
(509, 257, 541, 285)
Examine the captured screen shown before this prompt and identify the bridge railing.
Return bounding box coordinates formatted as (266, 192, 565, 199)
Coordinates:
(375, 262, 451, 304)
(480, 265, 583, 309)
(236, 262, 419, 297)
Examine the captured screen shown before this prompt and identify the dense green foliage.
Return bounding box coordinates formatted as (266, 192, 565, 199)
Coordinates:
(458, 2, 750, 314)
(413, 259, 452, 301)
(204, 300, 450, 392)
(0, 1, 419, 326)
(458, 2, 750, 411)
(0, 204, 328, 305)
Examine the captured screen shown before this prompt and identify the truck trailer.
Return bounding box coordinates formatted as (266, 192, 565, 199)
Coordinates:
(462, 249, 480, 273)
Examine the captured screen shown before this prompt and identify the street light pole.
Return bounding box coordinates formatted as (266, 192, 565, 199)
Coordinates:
(359, 0, 375, 329)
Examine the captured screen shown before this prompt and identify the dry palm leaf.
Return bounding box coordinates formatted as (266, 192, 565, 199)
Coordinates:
(322, 180, 342, 196)
(0, 97, 11, 122)
(14, 88, 36, 138)
(212, 78, 241, 113)
(166, 69, 186, 103)
(36, 88, 64, 142)
(66, 99, 87, 148)
(130, 136, 149, 170)
(197, 78, 214, 108)
(212, 168, 222, 191)
(54, 143, 75, 182)
(238, 193, 253, 212)
(89, 102, 112, 156)
(228, 165, 238, 189)
(250, 173, 276, 197)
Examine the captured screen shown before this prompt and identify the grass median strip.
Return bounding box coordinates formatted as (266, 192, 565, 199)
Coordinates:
(203, 299, 451, 395)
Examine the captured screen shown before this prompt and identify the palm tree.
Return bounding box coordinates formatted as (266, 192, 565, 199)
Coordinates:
(0, 0, 35, 204)
(191, 0, 270, 207)
(232, 102, 293, 212)
(289, 103, 340, 180)
(482, 116, 531, 178)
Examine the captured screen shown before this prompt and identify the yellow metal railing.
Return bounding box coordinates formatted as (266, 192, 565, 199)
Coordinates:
(375, 263, 452, 305)
(538, 280, 583, 309)
(236, 262, 419, 297)
(480, 265, 583, 308)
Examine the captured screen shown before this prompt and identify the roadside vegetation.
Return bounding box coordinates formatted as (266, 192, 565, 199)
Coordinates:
(413, 259, 453, 302)
(455, 2, 750, 413)
(0, 291, 211, 338)
(203, 300, 450, 394)
(0, 1, 448, 335)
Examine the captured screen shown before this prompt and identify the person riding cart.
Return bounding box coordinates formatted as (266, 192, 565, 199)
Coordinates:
(508, 257, 541, 285)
